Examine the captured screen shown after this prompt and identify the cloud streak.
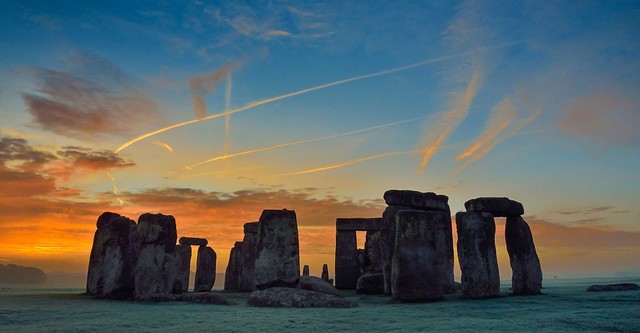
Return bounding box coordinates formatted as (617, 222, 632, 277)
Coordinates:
(282, 149, 419, 176)
(189, 62, 240, 119)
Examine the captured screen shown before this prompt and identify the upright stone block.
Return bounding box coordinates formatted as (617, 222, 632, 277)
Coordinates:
(364, 230, 383, 274)
(254, 209, 300, 289)
(135, 213, 178, 299)
(224, 242, 242, 290)
(505, 216, 543, 295)
(391, 210, 449, 301)
(86, 212, 138, 298)
(303, 265, 310, 276)
(380, 205, 410, 295)
(456, 212, 500, 298)
(195, 246, 216, 292)
(335, 230, 359, 289)
(239, 222, 259, 291)
(321, 264, 330, 283)
(175, 244, 192, 293)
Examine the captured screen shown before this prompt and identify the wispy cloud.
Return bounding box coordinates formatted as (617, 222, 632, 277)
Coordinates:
(56, 147, 134, 171)
(151, 141, 175, 154)
(189, 61, 241, 119)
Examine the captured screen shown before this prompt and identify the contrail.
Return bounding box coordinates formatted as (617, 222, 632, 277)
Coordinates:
(115, 44, 516, 154)
(189, 62, 239, 119)
(106, 171, 124, 205)
(187, 115, 431, 169)
(281, 149, 420, 176)
(224, 72, 233, 155)
(151, 141, 175, 154)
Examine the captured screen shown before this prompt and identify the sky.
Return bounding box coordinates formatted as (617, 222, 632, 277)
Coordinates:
(0, 0, 639, 280)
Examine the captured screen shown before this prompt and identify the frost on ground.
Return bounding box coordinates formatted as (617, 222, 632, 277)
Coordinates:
(1, 279, 639, 333)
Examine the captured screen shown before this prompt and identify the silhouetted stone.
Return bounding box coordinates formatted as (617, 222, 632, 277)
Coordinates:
(254, 209, 300, 289)
(179, 237, 208, 246)
(465, 197, 524, 217)
(175, 245, 191, 293)
(380, 205, 411, 295)
(356, 273, 384, 295)
(321, 264, 330, 283)
(135, 213, 178, 299)
(586, 283, 640, 292)
(303, 265, 310, 276)
(195, 246, 216, 292)
(87, 212, 138, 298)
(297, 276, 340, 296)
(176, 292, 228, 304)
(224, 242, 242, 290)
(239, 223, 258, 291)
(383, 190, 449, 211)
(456, 212, 500, 298)
(247, 287, 357, 308)
(505, 216, 543, 295)
(392, 210, 450, 301)
(335, 218, 383, 231)
(364, 231, 383, 274)
(335, 230, 359, 289)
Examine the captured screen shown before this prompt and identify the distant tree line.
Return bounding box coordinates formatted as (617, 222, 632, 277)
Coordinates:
(0, 264, 47, 284)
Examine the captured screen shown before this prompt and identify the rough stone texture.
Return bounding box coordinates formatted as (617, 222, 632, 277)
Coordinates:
(392, 210, 450, 301)
(505, 216, 543, 295)
(465, 197, 524, 217)
(335, 218, 382, 231)
(383, 190, 449, 211)
(224, 242, 242, 290)
(135, 213, 178, 299)
(238, 225, 258, 291)
(176, 292, 228, 304)
(356, 273, 384, 295)
(364, 231, 383, 274)
(456, 212, 500, 298)
(297, 276, 341, 296)
(586, 283, 640, 292)
(86, 212, 138, 298)
(247, 288, 357, 308)
(195, 246, 217, 292)
(443, 210, 455, 293)
(302, 265, 310, 276)
(254, 209, 300, 289)
(321, 264, 330, 283)
(380, 205, 411, 295)
(335, 230, 359, 289)
(175, 244, 192, 293)
(178, 237, 207, 246)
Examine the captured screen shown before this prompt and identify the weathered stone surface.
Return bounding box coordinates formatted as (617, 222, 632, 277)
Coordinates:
(87, 212, 138, 298)
(443, 210, 455, 293)
(175, 245, 192, 293)
(335, 230, 359, 289)
(335, 218, 382, 231)
(383, 190, 449, 211)
(244, 221, 259, 234)
(178, 237, 207, 246)
(135, 213, 178, 299)
(176, 292, 228, 304)
(456, 212, 500, 298)
(195, 246, 216, 292)
(254, 209, 300, 289)
(238, 226, 258, 291)
(505, 216, 543, 295)
(224, 242, 242, 290)
(392, 210, 450, 301)
(356, 273, 384, 295)
(247, 288, 357, 308)
(302, 265, 310, 276)
(586, 283, 640, 292)
(380, 205, 412, 295)
(297, 276, 341, 296)
(364, 231, 383, 274)
(321, 264, 330, 283)
(465, 197, 524, 217)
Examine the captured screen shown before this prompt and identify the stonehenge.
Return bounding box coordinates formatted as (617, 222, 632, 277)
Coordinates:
(195, 246, 217, 292)
(224, 242, 242, 291)
(334, 218, 382, 290)
(254, 209, 300, 289)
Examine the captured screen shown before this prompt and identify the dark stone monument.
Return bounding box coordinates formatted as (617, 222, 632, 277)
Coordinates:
(175, 244, 192, 293)
(254, 209, 300, 289)
(179, 237, 208, 246)
(195, 246, 216, 292)
(135, 213, 178, 299)
(505, 216, 543, 295)
(239, 222, 259, 291)
(465, 197, 524, 217)
(224, 242, 242, 290)
(303, 265, 310, 276)
(334, 218, 381, 290)
(356, 273, 384, 295)
(321, 264, 330, 283)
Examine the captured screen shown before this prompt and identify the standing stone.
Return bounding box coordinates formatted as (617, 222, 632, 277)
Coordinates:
(224, 242, 242, 290)
(135, 213, 178, 299)
(392, 210, 449, 301)
(195, 246, 217, 292)
(239, 222, 259, 291)
(505, 216, 543, 295)
(86, 212, 138, 298)
(465, 197, 524, 217)
(335, 230, 359, 289)
(364, 230, 383, 273)
(254, 209, 300, 289)
(380, 205, 410, 295)
(175, 244, 192, 293)
(303, 265, 310, 276)
(321, 264, 330, 283)
(456, 212, 500, 298)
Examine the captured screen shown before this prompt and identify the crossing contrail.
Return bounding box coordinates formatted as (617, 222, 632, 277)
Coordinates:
(224, 72, 233, 155)
(281, 149, 420, 176)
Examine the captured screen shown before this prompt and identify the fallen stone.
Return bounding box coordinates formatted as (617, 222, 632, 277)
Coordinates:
(224, 242, 242, 290)
(303, 265, 310, 276)
(254, 209, 300, 289)
(392, 210, 450, 301)
(456, 212, 500, 298)
(505, 216, 543, 295)
(135, 213, 178, 299)
(175, 244, 192, 293)
(383, 190, 449, 211)
(586, 283, 640, 292)
(178, 237, 208, 246)
(465, 197, 524, 217)
(356, 273, 384, 295)
(297, 275, 341, 296)
(247, 287, 357, 308)
(195, 246, 217, 292)
(86, 212, 138, 299)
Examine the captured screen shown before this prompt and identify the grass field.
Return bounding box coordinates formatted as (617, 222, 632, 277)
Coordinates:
(1, 278, 639, 332)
